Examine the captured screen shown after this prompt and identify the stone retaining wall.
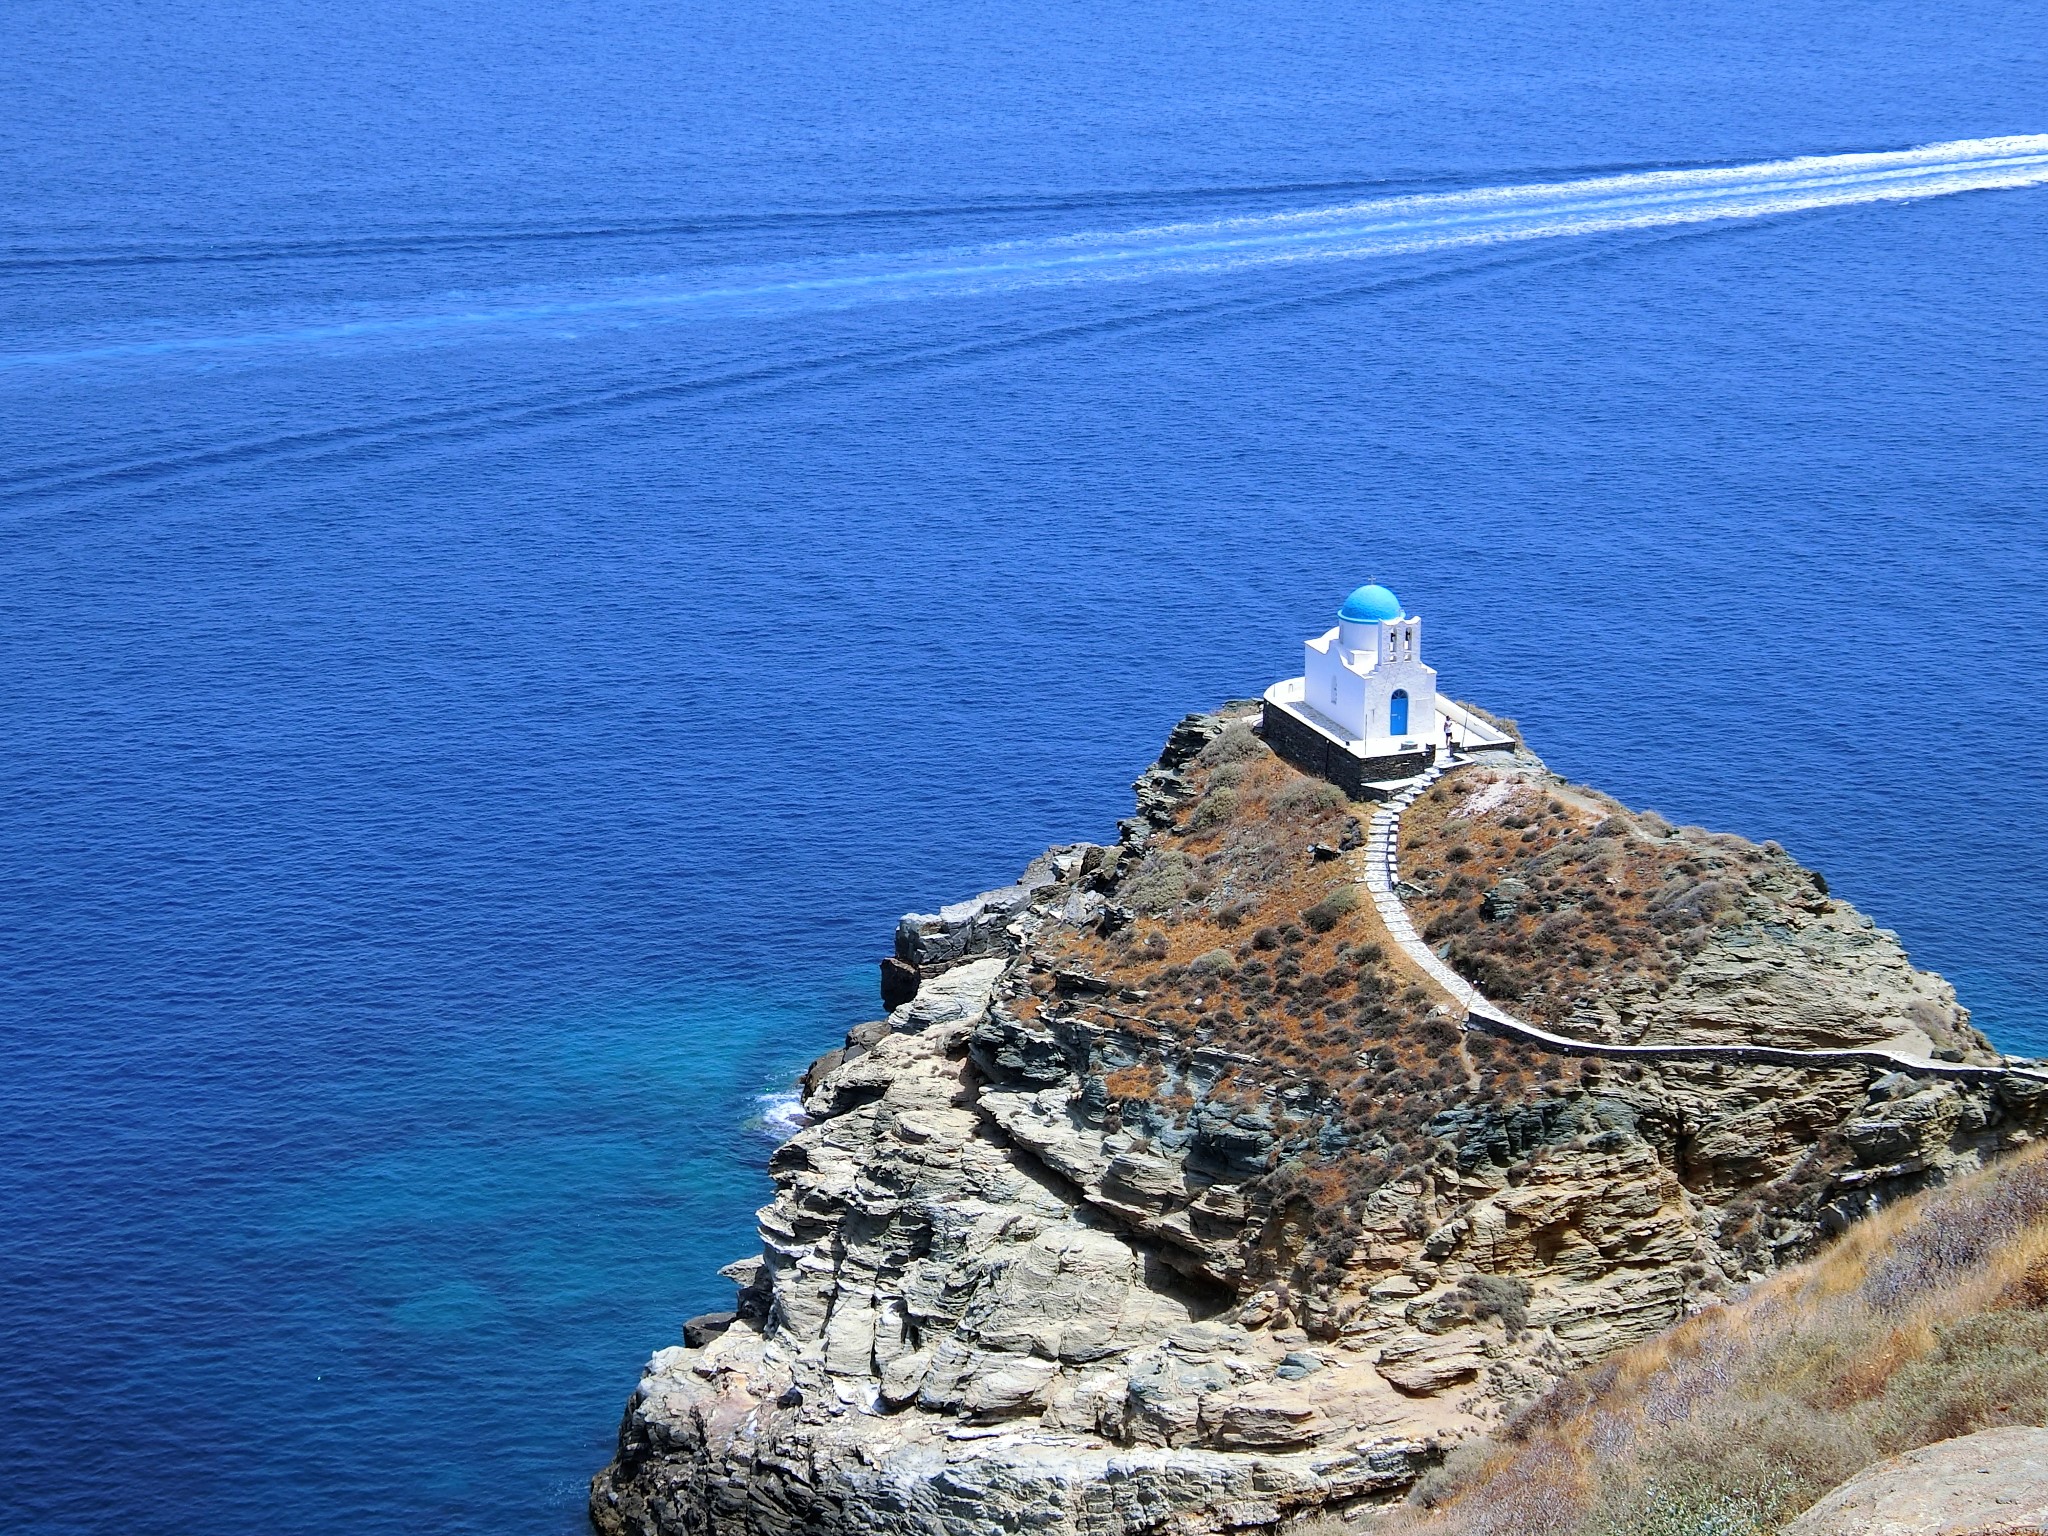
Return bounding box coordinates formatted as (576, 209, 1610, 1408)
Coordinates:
(1462, 1004, 2037, 1087)
(1260, 700, 1433, 799)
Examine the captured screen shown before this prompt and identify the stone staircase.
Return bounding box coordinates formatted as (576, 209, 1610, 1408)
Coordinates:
(1360, 756, 1486, 1012)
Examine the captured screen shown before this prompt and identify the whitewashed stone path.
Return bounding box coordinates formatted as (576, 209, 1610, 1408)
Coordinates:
(1355, 757, 2048, 1087)
(1362, 758, 1487, 1011)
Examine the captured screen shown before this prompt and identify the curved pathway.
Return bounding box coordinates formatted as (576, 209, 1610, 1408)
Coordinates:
(1358, 759, 2048, 1088)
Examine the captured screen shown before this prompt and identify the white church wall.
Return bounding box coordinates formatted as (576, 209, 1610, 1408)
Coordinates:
(1339, 615, 1431, 752)
(1304, 628, 1367, 739)
(1329, 661, 1366, 736)
(1361, 660, 1438, 753)
(1390, 621, 1420, 667)
(1302, 635, 1334, 718)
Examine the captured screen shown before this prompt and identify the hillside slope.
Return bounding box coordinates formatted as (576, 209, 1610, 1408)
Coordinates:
(1362, 1142, 2048, 1536)
(591, 707, 2047, 1536)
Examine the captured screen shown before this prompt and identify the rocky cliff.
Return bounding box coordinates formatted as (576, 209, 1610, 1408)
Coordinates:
(591, 708, 2047, 1536)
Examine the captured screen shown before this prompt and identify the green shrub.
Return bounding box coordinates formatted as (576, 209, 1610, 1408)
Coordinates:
(1189, 787, 1239, 829)
(1591, 1400, 1860, 1536)
(1589, 1476, 1781, 1536)
(1302, 886, 1360, 933)
(1124, 852, 1190, 913)
(1199, 721, 1269, 765)
(1191, 948, 1236, 978)
(1410, 1434, 1502, 1510)
(1274, 778, 1348, 816)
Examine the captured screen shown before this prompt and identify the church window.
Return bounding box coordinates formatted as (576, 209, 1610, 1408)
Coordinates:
(1389, 689, 1409, 735)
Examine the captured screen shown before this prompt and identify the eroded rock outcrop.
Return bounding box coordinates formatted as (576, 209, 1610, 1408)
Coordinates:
(592, 709, 2046, 1536)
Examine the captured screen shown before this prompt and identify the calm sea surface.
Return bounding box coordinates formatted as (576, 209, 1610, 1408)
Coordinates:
(4, 1, 2046, 1530)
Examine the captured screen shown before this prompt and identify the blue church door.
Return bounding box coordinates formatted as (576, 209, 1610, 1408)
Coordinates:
(1389, 689, 1409, 735)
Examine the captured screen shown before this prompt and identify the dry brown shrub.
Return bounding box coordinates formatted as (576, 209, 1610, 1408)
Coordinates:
(1101, 1061, 1163, 1101)
(1423, 1438, 1591, 1536)
(1993, 1227, 2048, 1308)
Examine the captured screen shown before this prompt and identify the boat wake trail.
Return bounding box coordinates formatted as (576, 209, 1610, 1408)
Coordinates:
(7, 240, 1632, 510)
(6, 136, 2046, 372)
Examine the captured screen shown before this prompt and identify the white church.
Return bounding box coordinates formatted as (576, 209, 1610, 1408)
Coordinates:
(1261, 582, 1512, 796)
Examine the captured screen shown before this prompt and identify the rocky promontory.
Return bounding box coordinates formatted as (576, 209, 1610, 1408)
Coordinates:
(592, 708, 2047, 1536)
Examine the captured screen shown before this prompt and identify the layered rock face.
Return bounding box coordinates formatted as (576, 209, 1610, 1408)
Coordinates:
(592, 710, 2046, 1536)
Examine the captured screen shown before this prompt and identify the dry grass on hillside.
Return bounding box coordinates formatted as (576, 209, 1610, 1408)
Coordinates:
(1315, 1143, 2048, 1536)
(1023, 722, 1591, 1301)
(1399, 769, 1825, 1026)
(1028, 722, 1451, 1103)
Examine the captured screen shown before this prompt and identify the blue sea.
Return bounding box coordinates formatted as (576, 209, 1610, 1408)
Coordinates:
(3, 1, 2046, 1531)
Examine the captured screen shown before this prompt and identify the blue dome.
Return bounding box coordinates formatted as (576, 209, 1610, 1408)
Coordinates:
(1338, 583, 1404, 623)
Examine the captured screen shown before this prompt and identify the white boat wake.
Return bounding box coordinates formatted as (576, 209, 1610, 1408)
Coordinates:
(8, 136, 2047, 369)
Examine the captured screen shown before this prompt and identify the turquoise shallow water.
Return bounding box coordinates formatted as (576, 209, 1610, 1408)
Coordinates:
(4, 0, 2048, 1531)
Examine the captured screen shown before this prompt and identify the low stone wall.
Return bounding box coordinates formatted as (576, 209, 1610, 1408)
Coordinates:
(1260, 700, 1432, 799)
(1258, 699, 1329, 780)
(1463, 1004, 2044, 1089)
